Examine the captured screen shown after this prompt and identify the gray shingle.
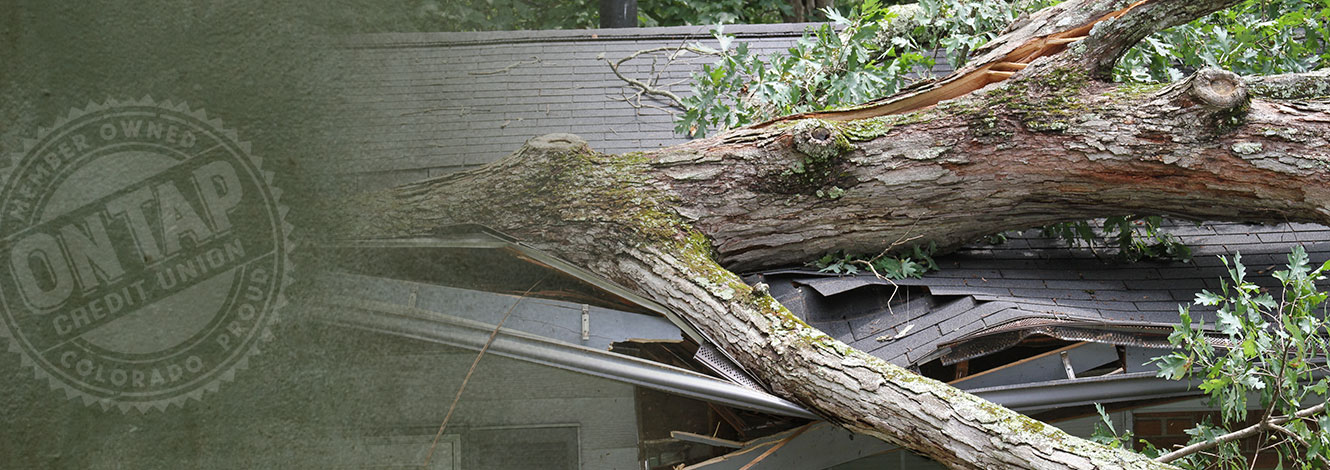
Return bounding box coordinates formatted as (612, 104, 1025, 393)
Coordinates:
(1053, 298, 1139, 311)
(756, 223, 1328, 371)
(937, 301, 1016, 334)
(331, 23, 956, 186)
(1043, 279, 1127, 290)
(927, 286, 1013, 297)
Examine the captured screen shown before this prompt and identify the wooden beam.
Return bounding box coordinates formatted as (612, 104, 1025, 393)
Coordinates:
(682, 422, 897, 470)
(737, 423, 813, 470)
(707, 402, 749, 440)
(950, 342, 1126, 390)
(671, 431, 746, 449)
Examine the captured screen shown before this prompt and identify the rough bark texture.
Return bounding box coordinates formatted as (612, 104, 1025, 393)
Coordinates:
(335, 0, 1330, 467)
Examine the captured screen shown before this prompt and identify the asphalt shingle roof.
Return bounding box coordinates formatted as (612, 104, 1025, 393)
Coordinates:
(751, 221, 1330, 368)
(330, 23, 954, 190)
(330, 24, 826, 189)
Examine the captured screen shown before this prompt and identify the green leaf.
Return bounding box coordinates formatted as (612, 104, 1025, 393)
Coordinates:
(1199, 376, 1231, 393)
(1154, 353, 1191, 380)
(1254, 293, 1277, 310)
(1242, 337, 1258, 358)
(1195, 289, 1224, 306)
(1216, 307, 1242, 336)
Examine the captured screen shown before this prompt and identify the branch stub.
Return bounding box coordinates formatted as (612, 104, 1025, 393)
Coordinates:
(526, 133, 590, 152)
(793, 121, 846, 161)
(1191, 68, 1248, 109)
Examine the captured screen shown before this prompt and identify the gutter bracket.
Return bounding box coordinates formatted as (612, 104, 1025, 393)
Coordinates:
(581, 304, 591, 341)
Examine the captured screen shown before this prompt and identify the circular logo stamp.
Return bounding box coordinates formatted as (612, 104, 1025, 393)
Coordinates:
(0, 97, 292, 412)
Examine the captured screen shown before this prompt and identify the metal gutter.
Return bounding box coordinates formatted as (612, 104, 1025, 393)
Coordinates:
(972, 367, 1326, 413)
(315, 295, 819, 420)
(322, 232, 773, 397)
(969, 371, 1203, 412)
(323, 235, 706, 344)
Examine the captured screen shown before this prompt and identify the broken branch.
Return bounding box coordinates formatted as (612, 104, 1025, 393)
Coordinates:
(608, 45, 717, 109)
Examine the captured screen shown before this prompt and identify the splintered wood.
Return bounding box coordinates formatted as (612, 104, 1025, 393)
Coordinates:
(755, 0, 1152, 127)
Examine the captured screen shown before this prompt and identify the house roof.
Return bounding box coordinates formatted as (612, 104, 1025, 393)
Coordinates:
(750, 220, 1330, 372)
(329, 24, 807, 187)
(329, 23, 955, 189)
(328, 23, 1328, 411)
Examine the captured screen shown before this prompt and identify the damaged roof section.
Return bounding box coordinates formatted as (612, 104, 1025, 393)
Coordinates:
(928, 317, 1216, 366)
(749, 221, 1330, 391)
(319, 227, 812, 415)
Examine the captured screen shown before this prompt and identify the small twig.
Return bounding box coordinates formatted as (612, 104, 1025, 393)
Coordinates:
(422, 275, 548, 467)
(1266, 423, 1329, 466)
(611, 89, 681, 115)
(849, 259, 901, 317)
(468, 56, 541, 75)
(607, 44, 719, 109)
(845, 223, 928, 318)
(870, 221, 924, 263)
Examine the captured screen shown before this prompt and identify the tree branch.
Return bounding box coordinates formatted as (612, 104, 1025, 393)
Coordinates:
(1265, 423, 1329, 467)
(607, 45, 714, 109)
(1062, 0, 1243, 78)
(752, 0, 1259, 129)
(1246, 68, 1330, 100)
(1155, 402, 1328, 463)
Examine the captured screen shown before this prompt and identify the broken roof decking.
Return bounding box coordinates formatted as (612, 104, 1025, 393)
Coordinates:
(752, 221, 1330, 369)
(331, 24, 953, 189)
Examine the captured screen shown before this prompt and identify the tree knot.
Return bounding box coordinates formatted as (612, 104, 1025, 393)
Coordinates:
(793, 120, 848, 161)
(1190, 68, 1248, 110)
(524, 133, 591, 153)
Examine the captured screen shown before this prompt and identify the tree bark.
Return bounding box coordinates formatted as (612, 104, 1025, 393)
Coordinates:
(786, 0, 835, 23)
(333, 0, 1330, 467)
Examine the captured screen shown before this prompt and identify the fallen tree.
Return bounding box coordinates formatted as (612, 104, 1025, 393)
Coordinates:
(336, 0, 1330, 467)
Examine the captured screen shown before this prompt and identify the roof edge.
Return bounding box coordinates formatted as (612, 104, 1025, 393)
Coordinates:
(336, 22, 832, 49)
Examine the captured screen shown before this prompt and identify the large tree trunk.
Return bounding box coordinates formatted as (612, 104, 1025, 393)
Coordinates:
(335, 0, 1330, 467)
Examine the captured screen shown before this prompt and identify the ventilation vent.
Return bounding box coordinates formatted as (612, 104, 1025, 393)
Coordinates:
(695, 343, 766, 392)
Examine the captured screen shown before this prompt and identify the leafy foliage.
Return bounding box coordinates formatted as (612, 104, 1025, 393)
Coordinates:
(1138, 247, 1330, 468)
(675, 0, 1055, 136)
(1114, 0, 1330, 83)
(1041, 216, 1193, 263)
(812, 241, 939, 279)
(676, 1, 907, 136)
(675, 0, 1328, 133)
(1090, 403, 1141, 450)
